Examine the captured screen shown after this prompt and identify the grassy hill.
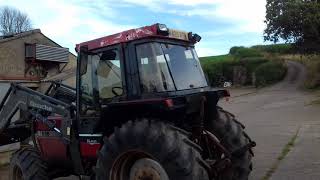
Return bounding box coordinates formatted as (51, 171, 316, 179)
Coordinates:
(199, 45, 288, 87)
(200, 54, 233, 64)
(199, 44, 320, 89)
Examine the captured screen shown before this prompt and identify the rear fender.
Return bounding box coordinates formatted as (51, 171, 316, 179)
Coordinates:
(205, 89, 230, 121)
(206, 89, 230, 105)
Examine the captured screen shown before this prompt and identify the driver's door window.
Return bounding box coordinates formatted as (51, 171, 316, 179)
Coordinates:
(95, 49, 123, 99)
(80, 48, 124, 112)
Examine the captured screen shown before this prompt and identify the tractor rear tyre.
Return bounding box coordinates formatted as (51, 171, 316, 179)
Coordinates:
(9, 147, 49, 180)
(207, 107, 254, 180)
(95, 119, 209, 180)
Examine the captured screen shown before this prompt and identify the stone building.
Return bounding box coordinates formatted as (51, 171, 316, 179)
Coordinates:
(0, 29, 76, 93)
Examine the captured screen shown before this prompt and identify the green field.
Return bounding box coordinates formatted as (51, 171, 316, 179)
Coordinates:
(199, 54, 233, 65)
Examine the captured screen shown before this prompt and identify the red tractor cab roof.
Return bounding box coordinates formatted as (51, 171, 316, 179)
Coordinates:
(75, 23, 201, 52)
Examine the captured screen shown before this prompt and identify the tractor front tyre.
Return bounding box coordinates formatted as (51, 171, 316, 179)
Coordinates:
(208, 107, 254, 180)
(9, 147, 49, 180)
(95, 119, 209, 180)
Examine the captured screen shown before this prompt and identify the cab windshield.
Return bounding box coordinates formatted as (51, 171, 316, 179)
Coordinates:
(136, 42, 208, 92)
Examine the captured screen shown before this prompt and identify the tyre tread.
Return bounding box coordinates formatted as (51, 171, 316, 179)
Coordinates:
(96, 119, 209, 180)
(9, 147, 49, 180)
(209, 108, 253, 180)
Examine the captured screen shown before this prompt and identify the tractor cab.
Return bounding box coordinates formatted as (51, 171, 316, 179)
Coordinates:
(73, 24, 217, 169)
(76, 24, 207, 104)
(75, 24, 215, 136)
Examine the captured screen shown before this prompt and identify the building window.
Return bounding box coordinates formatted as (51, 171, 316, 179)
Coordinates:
(25, 44, 35, 59)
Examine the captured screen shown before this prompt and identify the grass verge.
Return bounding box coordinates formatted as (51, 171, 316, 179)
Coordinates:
(0, 151, 12, 167)
(306, 89, 320, 105)
(262, 127, 300, 180)
(308, 99, 320, 105)
(281, 54, 320, 89)
(254, 60, 287, 87)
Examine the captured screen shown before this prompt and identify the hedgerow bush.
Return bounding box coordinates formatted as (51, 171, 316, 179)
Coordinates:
(234, 47, 263, 59)
(201, 45, 289, 87)
(241, 57, 269, 84)
(229, 46, 263, 58)
(201, 59, 235, 86)
(277, 54, 320, 89)
(254, 61, 287, 87)
(241, 57, 269, 72)
(229, 46, 245, 55)
(201, 57, 268, 86)
(252, 44, 294, 54)
(303, 57, 320, 89)
(200, 54, 233, 63)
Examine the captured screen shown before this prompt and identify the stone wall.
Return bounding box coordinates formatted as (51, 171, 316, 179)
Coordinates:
(0, 45, 24, 78)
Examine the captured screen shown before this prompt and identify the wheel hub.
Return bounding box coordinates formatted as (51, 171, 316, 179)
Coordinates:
(130, 158, 169, 180)
(111, 151, 169, 180)
(132, 166, 160, 180)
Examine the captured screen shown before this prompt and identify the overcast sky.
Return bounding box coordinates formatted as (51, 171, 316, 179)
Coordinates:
(1, 0, 268, 57)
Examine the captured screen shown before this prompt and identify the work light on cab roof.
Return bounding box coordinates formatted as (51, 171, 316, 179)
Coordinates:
(75, 23, 201, 51)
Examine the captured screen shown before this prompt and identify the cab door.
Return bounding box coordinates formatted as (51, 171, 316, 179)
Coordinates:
(76, 45, 126, 159)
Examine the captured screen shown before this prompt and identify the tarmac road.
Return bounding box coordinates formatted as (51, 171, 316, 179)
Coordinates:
(220, 61, 320, 179)
(1, 61, 319, 180)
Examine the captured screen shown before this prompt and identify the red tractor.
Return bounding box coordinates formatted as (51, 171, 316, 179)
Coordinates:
(0, 24, 255, 180)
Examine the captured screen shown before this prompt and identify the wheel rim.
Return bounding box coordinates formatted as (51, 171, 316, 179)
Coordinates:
(129, 158, 169, 180)
(13, 166, 23, 180)
(110, 151, 169, 180)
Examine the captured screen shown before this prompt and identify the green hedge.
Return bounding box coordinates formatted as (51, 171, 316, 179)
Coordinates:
(201, 57, 268, 86)
(229, 46, 245, 55)
(229, 44, 294, 57)
(201, 45, 289, 87)
(202, 59, 235, 86)
(229, 46, 263, 58)
(234, 47, 263, 59)
(254, 61, 287, 87)
(251, 44, 294, 54)
(304, 58, 320, 89)
(241, 57, 269, 84)
(280, 55, 320, 89)
(200, 54, 233, 66)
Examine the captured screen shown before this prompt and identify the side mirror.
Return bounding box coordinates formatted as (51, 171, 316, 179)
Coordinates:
(188, 32, 202, 43)
(223, 81, 232, 88)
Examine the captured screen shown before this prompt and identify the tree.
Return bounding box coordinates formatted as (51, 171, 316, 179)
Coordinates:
(264, 0, 320, 53)
(0, 6, 32, 36)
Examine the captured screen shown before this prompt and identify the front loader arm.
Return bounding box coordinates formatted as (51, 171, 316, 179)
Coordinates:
(0, 83, 72, 143)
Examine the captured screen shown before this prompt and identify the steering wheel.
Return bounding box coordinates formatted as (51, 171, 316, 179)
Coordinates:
(112, 86, 123, 97)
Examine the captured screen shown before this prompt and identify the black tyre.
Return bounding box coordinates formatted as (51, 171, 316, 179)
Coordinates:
(9, 147, 49, 180)
(95, 119, 209, 180)
(207, 107, 254, 180)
